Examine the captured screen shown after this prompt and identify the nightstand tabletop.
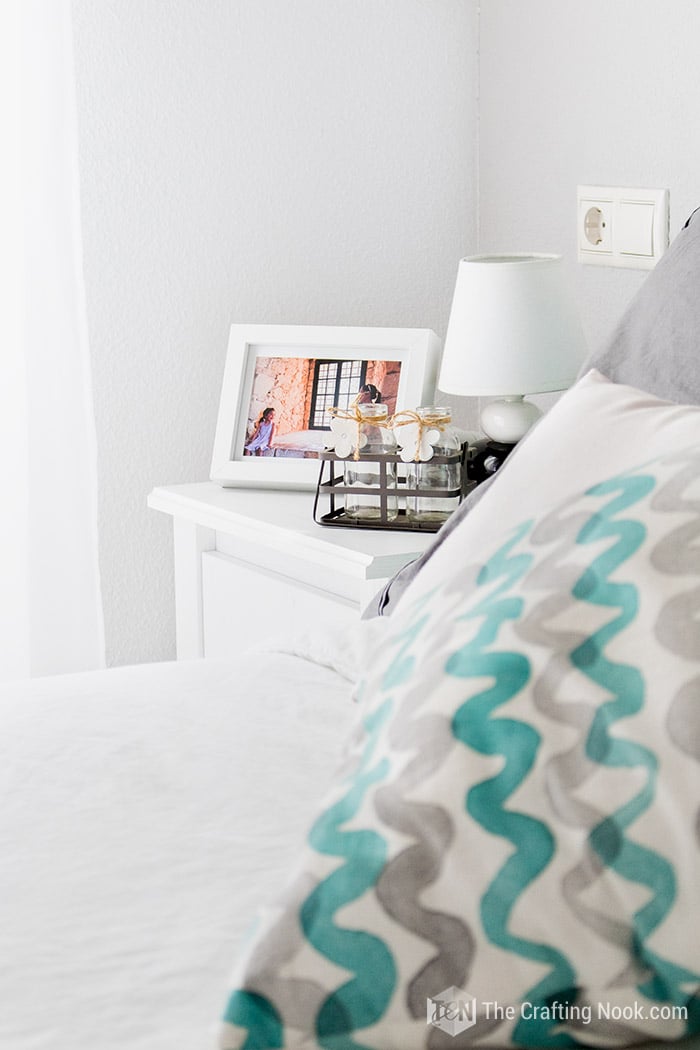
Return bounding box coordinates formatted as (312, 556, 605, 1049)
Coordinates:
(148, 481, 434, 581)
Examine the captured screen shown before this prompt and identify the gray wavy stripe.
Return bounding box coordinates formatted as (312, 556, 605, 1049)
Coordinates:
(518, 504, 605, 828)
(516, 493, 655, 983)
(373, 658, 475, 1017)
(236, 873, 329, 1033)
(667, 677, 700, 848)
(650, 449, 700, 530)
(657, 587, 700, 658)
(667, 678, 700, 762)
(652, 450, 700, 842)
(652, 452, 700, 664)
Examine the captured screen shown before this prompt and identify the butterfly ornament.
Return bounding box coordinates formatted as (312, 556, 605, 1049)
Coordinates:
(325, 412, 366, 459)
(392, 412, 441, 463)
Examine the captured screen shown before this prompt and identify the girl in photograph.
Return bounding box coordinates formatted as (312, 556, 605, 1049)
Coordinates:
(244, 407, 276, 456)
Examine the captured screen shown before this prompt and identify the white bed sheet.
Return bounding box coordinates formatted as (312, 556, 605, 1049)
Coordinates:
(0, 652, 358, 1049)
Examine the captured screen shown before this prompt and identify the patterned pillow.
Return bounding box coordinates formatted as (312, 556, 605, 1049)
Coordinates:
(220, 447, 700, 1049)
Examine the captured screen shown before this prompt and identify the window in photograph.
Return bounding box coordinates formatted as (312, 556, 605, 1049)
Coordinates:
(309, 359, 367, 429)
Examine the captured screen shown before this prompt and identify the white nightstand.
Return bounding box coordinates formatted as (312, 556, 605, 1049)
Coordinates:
(148, 483, 433, 659)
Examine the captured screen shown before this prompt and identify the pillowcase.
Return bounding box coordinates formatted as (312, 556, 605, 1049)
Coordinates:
(219, 444, 700, 1048)
(390, 369, 700, 613)
(368, 207, 700, 618)
(579, 206, 700, 403)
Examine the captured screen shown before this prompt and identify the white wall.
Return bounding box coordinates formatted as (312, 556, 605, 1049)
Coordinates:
(72, 0, 479, 665)
(479, 0, 700, 356)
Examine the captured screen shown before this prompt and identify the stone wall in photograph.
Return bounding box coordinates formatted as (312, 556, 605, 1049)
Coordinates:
(247, 355, 406, 443)
(247, 357, 314, 439)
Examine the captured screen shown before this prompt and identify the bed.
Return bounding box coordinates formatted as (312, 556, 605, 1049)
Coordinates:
(0, 646, 360, 1048)
(3, 213, 700, 1050)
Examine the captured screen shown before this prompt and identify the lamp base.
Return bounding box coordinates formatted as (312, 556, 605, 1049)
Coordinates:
(480, 396, 542, 443)
(468, 441, 515, 485)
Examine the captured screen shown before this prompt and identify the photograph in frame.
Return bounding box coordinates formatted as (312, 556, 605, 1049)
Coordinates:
(241, 355, 401, 460)
(211, 325, 440, 489)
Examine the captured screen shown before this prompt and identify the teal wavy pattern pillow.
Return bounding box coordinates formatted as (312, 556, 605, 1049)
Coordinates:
(220, 448, 700, 1049)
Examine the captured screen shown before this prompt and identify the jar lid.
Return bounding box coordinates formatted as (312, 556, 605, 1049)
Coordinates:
(417, 406, 452, 420)
(358, 403, 389, 419)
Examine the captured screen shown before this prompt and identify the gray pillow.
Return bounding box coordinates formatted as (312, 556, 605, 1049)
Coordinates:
(578, 205, 700, 401)
(367, 208, 700, 617)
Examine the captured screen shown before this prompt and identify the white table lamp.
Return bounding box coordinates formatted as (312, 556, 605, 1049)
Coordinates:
(439, 254, 587, 443)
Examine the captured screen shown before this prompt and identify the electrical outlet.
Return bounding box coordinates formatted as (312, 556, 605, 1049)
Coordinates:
(577, 185, 669, 269)
(578, 197, 612, 253)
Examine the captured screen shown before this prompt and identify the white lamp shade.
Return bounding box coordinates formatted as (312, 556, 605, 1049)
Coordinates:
(438, 254, 587, 397)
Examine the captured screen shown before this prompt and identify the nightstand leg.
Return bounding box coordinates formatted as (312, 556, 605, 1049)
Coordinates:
(172, 519, 216, 659)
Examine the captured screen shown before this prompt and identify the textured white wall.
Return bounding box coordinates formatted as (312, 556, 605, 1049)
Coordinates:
(479, 0, 700, 356)
(72, 0, 479, 665)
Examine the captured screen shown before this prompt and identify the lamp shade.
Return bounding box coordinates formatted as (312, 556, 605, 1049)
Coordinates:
(438, 254, 587, 397)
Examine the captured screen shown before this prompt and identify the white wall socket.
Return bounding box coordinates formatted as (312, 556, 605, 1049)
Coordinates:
(577, 185, 669, 269)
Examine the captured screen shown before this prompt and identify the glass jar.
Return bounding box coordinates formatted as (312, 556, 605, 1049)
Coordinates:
(405, 407, 462, 524)
(343, 404, 398, 522)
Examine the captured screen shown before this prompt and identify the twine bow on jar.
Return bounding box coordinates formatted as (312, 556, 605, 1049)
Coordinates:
(325, 398, 393, 459)
(391, 409, 450, 462)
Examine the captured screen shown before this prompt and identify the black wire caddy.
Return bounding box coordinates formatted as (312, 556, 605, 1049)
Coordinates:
(312, 443, 473, 533)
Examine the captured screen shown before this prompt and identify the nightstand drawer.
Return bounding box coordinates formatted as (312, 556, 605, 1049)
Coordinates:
(201, 551, 356, 657)
(213, 531, 369, 605)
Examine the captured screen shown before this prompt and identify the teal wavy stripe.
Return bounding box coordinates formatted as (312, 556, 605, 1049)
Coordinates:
(301, 698, 396, 1050)
(381, 589, 437, 691)
(449, 525, 577, 1047)
(572, 474, 700, 1015)
(222, 990, 283, 1049)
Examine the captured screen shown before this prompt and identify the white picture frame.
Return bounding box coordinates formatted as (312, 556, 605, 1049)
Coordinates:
(210, 324, 441, 489)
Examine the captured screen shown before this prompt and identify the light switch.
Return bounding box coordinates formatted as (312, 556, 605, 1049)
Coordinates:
(618, 200, 654, 256)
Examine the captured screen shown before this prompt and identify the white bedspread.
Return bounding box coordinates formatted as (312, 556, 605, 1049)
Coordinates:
(0, 651, 358, 1049)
